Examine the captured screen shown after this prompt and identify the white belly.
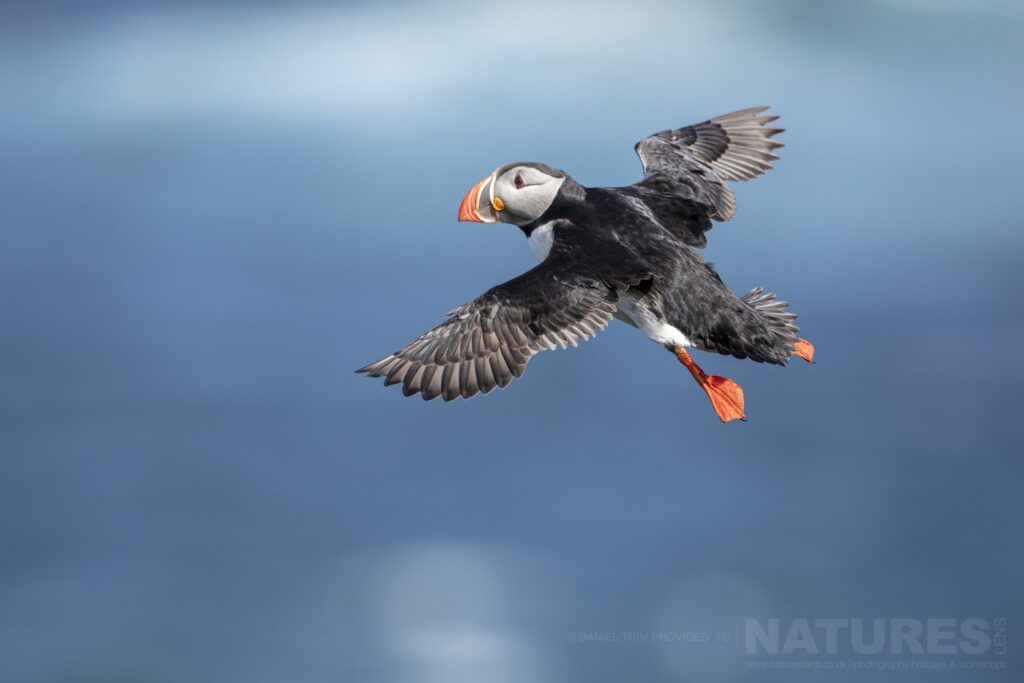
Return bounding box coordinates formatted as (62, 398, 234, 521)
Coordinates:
(617, 293, 692, 349)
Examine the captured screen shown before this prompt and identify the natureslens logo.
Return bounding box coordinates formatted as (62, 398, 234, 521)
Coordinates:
(744, 617, 1007, 656)
(566, 617, 1008, 673)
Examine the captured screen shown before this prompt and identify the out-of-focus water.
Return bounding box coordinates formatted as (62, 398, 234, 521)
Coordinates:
(2, 1, 1022, 681)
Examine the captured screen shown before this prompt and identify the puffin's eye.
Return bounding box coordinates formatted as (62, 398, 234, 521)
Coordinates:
(514, 174, 524, 188)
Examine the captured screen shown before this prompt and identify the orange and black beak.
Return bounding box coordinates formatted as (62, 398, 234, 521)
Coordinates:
(458, 171, 499, 223)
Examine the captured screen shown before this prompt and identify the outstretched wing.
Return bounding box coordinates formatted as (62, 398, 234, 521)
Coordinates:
(357, 241, 631, 402)
(631, 106, 784, 241)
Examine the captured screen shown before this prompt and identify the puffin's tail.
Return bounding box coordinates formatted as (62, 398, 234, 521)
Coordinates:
(740, 287, 815, 363)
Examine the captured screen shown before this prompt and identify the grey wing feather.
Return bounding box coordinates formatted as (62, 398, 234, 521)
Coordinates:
(356, 253, 620, 402)
(634, 105, 784, 222)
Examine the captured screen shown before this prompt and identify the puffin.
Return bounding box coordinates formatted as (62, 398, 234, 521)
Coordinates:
(357, 106, 814, 422)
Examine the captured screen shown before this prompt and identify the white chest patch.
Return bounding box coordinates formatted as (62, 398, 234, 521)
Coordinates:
(527, 221, 555, 262)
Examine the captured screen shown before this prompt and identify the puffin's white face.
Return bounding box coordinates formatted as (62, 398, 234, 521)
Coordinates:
(458, 163, 566, 226)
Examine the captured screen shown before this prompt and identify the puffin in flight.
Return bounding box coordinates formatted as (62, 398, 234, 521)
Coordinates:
(357, 106, 814, 422)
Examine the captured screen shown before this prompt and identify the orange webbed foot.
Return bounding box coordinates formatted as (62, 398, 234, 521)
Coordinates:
(793, 338, 815, 363)
(675, 347, 746, 423)
(701, 374, 746, 423)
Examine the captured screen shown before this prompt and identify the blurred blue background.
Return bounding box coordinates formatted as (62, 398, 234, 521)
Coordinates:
(2, 1, 1022, 681)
